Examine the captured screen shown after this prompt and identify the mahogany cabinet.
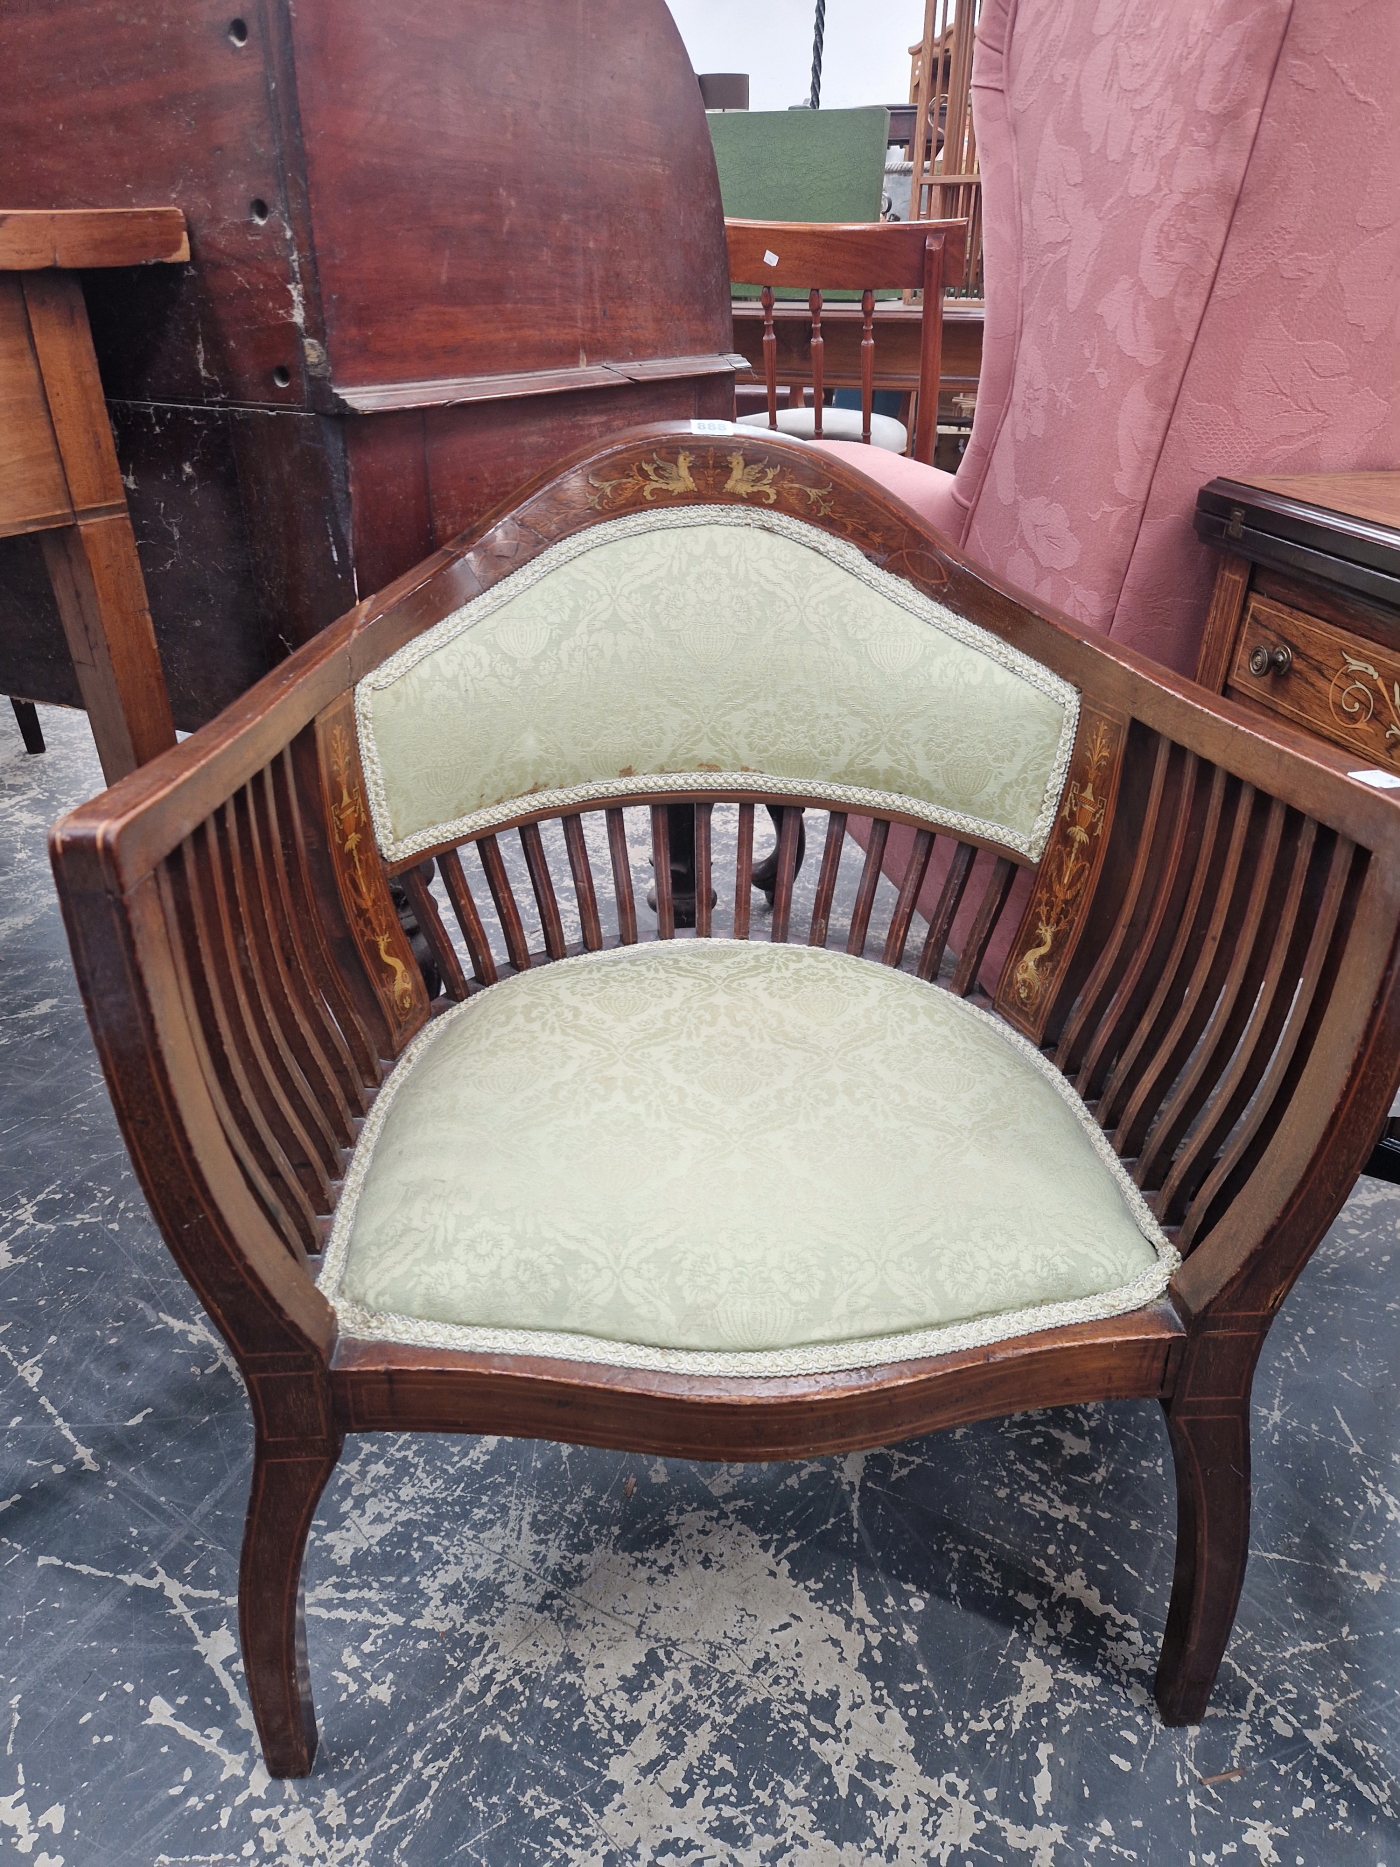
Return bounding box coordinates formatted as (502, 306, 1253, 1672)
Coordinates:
(0, 0, 738, 730)
(1195, 473, 1400, 763)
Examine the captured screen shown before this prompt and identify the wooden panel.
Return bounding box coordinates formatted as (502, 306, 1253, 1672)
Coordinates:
(1226, 593, 1400, 768)
(0, 0, 313, 409)
(332, 1306, 1184, 1459)
(0, 206, 189, 270)
(285, 0, 732, 391)
(1194, 550, 1251, 692)
(1243, 472, 1400, 536)
(0, 275, 71, 535)
(417, 377, 732, 560)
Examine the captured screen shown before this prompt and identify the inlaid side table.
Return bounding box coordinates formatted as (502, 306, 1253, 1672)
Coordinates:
(1195, 470, 1400, 1179)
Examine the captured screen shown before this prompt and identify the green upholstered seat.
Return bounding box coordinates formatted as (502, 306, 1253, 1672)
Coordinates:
(320, 942, 1176, 1379)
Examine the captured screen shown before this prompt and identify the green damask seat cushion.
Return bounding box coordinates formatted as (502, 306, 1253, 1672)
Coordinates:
(319, 943, 1176, 1378)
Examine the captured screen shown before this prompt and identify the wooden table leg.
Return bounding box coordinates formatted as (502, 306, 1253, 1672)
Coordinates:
(40, 518, 174, 782)
(22, 270, 175, 783)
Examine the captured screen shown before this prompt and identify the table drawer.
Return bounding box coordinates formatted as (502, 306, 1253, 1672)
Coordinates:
(1225, 593, 1400, 767)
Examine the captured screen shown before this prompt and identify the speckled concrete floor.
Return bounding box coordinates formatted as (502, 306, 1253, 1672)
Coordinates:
(3, 702, 1398, 1866)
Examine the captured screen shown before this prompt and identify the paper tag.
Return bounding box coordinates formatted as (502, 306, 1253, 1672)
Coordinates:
(690, 419, 734, 435)
(763, 248, 780, 267)
(1348, 768, 1400, 789)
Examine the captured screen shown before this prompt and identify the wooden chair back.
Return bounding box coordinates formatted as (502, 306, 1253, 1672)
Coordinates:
(725, 218, 966, 463)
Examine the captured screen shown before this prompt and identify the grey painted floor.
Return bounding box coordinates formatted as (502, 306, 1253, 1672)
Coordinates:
(2, 701, 1399, 1866)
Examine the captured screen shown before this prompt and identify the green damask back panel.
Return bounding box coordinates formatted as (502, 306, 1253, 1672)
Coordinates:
(354, 509, 1079, 867)
(707, 107, 890, 300)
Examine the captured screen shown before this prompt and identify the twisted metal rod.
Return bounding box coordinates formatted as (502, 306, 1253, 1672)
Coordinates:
(809, 0, 825, 108)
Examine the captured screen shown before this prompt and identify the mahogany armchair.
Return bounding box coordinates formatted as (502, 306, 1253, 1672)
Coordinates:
(49, 426, 1400, 1777)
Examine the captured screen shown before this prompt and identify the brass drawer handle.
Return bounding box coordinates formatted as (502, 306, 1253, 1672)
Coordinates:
(1248, 643, 1293, 678)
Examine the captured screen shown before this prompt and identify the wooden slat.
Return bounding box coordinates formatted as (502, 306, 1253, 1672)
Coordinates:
(769, 807, 804, 943)
(211, 802, 342, 1198)
(1054, 737, 1177, 1077)
(477, 834, 532, 972)
(809, 290, 825, 437)
(1177, 832, 1358, 1252)
(254, 761, 370, 1116)
(734, 803, 755, 940)
(236, 783, 358, 1149)
(1132, 798, 1289, 1188)
(156, 856, 311, 1264)
(563, 813, 604, 952)
(519, 822, 567, 961)
(1097, 770, 1236, 1131)
(177, 832, 322, 1251)
(950, 855, 1017, 997)
(1075, 758, 1219, 1104)
(1112, 784, 1259, 1157)
(606, 809, 638, 945)
(651, 805, 674, 939)
(222, 797, 348, 1179)
(694, 803, 713, 938)
(272, 743, 384, 1087)
(1157, 817, 1319, 1220)
(808, 811, 847, 948)
(845, 819, 890, 957)
(401, 863, 469, 1001)
(437, 847, 498, 984)
(916, 840, 976, 981)
(881, 827, 935, 967)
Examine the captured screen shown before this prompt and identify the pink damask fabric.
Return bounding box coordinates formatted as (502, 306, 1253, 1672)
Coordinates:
(960, 0, 1294, 669)
(1114, 0, 1400, 669)
(819, 0, 1400, 984)
(822, 0, 1398, 678)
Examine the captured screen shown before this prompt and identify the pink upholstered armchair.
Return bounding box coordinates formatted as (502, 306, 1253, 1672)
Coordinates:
(809, 0, 1399, 981)
(816, 0, 1400, 679)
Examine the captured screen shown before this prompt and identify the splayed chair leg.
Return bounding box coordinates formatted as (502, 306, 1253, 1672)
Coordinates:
(240, 1434, 344, 1776)
(1154, 1399, 1251, 1725)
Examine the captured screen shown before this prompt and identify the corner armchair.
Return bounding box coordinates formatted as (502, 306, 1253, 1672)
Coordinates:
(50, 425, 1400, 1776)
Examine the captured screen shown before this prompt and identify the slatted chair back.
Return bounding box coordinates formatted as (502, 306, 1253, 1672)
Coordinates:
(726, 218, 966, 463)
(48, 425, 1400, 1775)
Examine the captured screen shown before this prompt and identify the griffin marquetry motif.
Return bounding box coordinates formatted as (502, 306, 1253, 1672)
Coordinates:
(584, 444, 837, 524)
(996, 709, 1125, 1040)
